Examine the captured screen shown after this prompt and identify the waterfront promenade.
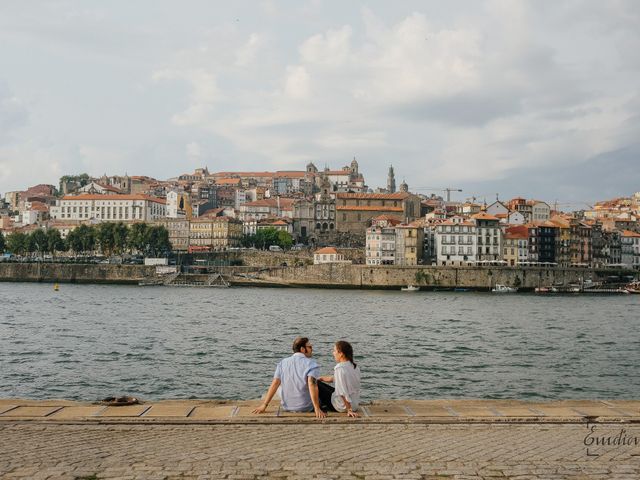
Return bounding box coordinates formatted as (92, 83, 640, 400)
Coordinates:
(1, 399, 639, 479)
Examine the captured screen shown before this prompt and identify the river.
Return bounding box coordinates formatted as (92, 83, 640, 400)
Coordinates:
(1, 283, 638, 401)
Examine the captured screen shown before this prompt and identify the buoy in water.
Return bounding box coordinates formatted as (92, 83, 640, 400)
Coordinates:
(54, 283, 59, 291)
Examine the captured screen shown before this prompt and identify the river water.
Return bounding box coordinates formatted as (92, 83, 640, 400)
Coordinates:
(1, 282, 639, 401)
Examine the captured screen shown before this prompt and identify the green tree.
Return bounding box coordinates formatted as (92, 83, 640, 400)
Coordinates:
(254, 228, 279, 250)
(276, 230, 293, 250)
(145, 225, 171, 257)
(113, 222, 129, 255)
(6, 232, 28, 255)
(29, 229, 48, 255)
(58, 173, 90, 195)
(0, 232, 5, 253)
(128, 223, 149, 253)
(46, 228, 64, 255)
(74, 225, 96, 254)
(97, 223, 116, 255)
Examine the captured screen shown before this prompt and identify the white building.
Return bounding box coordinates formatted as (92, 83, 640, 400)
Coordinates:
(486, 201, 509, 217)
(51, 194, 166, 222)
(365, 216, 400, 265)
(530, 201, 551, 222)
(313, 247, 351, 265)
(621, 230, 640, 269)
(507, 210, 526, 225)
(434, 216, 477, 266)
(166, 191, 189, 219)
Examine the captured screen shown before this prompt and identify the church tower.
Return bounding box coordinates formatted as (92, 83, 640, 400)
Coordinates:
(387, 165, 396, 193)
(399, 179, 408, 193)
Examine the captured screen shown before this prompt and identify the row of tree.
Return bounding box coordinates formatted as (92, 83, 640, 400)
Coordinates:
(1, 222, 171, 257)
(241, 228, 293, 250)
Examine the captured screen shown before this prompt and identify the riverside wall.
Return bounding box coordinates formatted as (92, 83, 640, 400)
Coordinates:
(0, 262, 154, 284)
(0, 261, 632, 289)
(248, 264, 613, 290)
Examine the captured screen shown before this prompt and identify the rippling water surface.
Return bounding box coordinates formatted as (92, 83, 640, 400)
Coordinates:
(1, 283, 639, 401)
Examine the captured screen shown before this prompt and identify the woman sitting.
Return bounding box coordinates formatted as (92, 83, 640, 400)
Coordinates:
(318, 340, 361, 417)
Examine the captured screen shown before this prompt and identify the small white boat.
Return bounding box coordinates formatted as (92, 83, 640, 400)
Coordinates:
(492, 284, 517, 293)
(401, 285, 420, 292)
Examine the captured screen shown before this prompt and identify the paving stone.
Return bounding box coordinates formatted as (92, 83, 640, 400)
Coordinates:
(48, 406, 106, 419)
(0, 406, 63, 417)
(142, 405, 195, 418)
(188, 406, 237, 419)
(98, 405, 151, 417)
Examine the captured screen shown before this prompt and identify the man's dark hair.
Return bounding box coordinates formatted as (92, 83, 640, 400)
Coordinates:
(292, 337, 309, 353)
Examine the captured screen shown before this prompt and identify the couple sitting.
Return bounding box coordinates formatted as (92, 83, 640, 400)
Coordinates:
(252, 337, 361, 418)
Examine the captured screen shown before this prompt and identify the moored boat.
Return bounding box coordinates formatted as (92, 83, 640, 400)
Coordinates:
(625, 281, 640, 294)
(492, 284, 517, 293)
(401, 285, 420, 292)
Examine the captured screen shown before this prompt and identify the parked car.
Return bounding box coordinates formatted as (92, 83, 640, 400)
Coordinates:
(268, 245, 283, 252)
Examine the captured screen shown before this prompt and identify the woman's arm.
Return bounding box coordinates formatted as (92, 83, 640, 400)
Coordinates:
(317, 375, 334, 383)
(341, 395, 359, 417)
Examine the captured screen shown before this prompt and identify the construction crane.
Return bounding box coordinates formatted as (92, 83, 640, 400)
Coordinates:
(414, 187, 463, 202)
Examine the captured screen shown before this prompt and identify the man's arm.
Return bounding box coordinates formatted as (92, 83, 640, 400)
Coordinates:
(307, 376, 326, 419)
(252, 377, 281, 414)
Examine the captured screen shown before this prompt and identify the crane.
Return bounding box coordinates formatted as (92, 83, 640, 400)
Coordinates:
(414, 187, 463, 202)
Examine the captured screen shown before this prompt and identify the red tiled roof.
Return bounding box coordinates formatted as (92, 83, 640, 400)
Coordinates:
(337, 192, 411, 200)
(215, 178, 242, 185)
(622, 230, 640, 237)
(336, 206, 404, 212)
(471, 213, 499, 220)
(314, 247, 338, 255)
(61, 194, 166, 205)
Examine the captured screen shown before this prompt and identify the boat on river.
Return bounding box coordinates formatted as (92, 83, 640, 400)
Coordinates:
(625, 281, 640, 294)
(401, 285, 420, 292)
(492, 284, 517, 293)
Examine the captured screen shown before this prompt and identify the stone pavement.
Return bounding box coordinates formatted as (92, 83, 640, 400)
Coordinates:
(0, 399, 639, 479)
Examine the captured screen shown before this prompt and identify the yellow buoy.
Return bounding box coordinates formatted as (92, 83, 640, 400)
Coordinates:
(54, 283, 59, 291)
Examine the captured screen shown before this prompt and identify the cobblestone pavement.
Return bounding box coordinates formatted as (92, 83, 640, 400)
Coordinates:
(1, 422, 639, 479)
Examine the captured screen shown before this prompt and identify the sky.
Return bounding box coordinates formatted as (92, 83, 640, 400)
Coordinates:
(1, 0, 639, 208)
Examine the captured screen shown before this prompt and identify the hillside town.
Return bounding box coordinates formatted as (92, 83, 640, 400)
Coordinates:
(1, 160, 639, 270)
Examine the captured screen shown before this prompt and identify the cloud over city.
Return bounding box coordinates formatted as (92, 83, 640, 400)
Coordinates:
(1, 1, 639, 203)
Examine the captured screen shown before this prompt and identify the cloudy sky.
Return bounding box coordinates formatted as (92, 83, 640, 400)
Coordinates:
(1, 0, 639, 207)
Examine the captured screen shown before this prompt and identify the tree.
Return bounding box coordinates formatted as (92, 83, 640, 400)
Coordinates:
(46, 228, 64, 255)
(97, 223, 116, 255)
(59, 173, 90, 195)
(28, 229, 48, 255)
(253, 228, 280, 250)
(128, 223, 149, 253)
(0, 232, 5, 253)
(113, 222, 129, 255)
(276, 230, 293, 250)
(6, 232, 28, 255)
(74, 225, 96, 253)
(145, 225, 171, 257)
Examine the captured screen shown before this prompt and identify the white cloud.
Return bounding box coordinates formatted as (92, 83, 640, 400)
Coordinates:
(236, 33, 265, 67)
(299, 25, 352, 67)
(284, 65, 311, 99)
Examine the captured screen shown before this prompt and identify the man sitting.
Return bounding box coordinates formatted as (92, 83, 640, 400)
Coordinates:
(252, 337, 326, 419)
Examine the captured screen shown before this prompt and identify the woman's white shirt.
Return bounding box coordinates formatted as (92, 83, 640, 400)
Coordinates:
(331, 361, 361, 412)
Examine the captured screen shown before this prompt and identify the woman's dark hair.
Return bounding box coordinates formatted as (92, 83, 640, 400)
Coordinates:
(335, 340, 356, 368)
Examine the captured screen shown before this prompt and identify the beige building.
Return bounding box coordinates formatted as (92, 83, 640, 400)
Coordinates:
(313, 247, 351, 265)
(188, 216, 243, 252)
(335, 192, 421, 236)
(162, 218, 191, 252)
(503, 226, 529, 266)
(394, 224, 424, 266)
